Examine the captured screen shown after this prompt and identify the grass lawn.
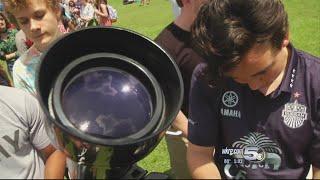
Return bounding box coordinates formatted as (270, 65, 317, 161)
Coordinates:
(108, 0, 174, 39)
(283, 0, 320, 56)
(107, 0, 320, 175)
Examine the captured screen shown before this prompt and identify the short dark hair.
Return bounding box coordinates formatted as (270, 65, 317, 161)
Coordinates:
(191, 0, 289, 81)
(176, 0, 183, 8)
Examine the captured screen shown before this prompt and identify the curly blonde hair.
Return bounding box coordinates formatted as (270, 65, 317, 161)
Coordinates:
(3, 0, 60, 14)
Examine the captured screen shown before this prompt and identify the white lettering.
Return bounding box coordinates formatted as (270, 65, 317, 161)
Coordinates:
(221, 108, 241, 118)
(222, 147, 243, 155)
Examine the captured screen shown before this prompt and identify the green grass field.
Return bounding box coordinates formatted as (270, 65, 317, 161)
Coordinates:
(107, 0, 320, 175)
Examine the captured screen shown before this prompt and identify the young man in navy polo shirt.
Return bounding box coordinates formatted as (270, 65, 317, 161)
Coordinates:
(186, 0, 320, 179)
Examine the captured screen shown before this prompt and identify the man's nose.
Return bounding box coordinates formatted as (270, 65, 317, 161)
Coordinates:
(30, 19, 40, 31)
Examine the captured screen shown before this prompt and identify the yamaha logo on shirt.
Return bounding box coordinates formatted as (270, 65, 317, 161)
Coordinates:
(221, 91, 241, 119)
(281, 100, 307, 129)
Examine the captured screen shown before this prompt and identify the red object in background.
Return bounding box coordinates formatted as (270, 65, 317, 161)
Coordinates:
(25, 39, 33, 48)
(8, 23, 16, 29)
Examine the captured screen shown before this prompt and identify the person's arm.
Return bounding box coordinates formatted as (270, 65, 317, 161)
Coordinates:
(40, 145, 66, 179)
(94, 4, 109, 18)
(94, 9, 106, 18)
(187, 64, 222, 178)
(100, 4, 109, 18)
(80, 16, 91, 21)
(172, 111, 188, 137)
(187, 143, 221, 179)
(4, 51, 18, 61)
(311, 97, 320, 179)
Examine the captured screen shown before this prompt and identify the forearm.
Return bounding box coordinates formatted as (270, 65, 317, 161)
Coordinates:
(188, 156, 221, 179)
(5, 51, 18, 61)
(44, 150, 66, 179)
(94, 9, 108, 18)
(81, 16, 93, 21)
(172, 111, 188, 137)
(187, 146, 221, 179)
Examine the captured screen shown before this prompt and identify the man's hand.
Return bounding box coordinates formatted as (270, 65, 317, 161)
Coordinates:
(187, 142, 221, 179)
(40, 144, 66, 179)
(171, 111, 188, 137)
(5, 52, 18, 61)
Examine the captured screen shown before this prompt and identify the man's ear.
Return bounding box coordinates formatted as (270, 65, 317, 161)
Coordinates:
(181, 0, 190, 6)
(282, 33, 290, 47)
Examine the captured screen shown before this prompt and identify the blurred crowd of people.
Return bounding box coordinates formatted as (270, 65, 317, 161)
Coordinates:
(0, 0, 115, 87)
(61, 0, 114, 31)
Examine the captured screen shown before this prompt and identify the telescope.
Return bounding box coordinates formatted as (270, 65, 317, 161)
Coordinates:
(36, 27, 183, 179)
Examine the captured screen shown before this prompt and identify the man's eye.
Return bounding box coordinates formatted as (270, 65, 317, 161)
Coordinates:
(35, 12, 45, 19)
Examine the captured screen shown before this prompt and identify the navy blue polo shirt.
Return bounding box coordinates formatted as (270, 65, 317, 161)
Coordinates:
(188, 45, 320, 179)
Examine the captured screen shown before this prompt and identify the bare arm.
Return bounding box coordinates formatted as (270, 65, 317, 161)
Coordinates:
(313, 166, 320, 179)
(171, 110, 188, 137)
(81, 16, 92, 22)
(94, 9, 106, 17)
(5, 51, 18, 61)
(100, 4, 109, 18)
(40, 144, 66, 179)
(187, 142, 221, 179)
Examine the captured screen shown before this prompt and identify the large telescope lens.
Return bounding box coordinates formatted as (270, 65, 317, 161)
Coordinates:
(37, 27, 183, 178)
(62, 67, 153, 138)
(52, 53, 164, 143)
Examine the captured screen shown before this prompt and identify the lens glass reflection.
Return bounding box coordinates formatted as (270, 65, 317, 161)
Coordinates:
(62, 68, 153, 138)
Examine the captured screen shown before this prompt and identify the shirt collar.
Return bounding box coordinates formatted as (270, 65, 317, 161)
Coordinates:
(271, 44, 298, 97)
(167, 22, 190, 42)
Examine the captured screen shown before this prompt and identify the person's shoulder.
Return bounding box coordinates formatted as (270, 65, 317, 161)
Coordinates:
(155, 23, 189, 59)
(0, 86, 40, 124)
(295, 48, 320, 93)
(13, 56, 25, 70)
(13, 51, 28, 68)
(0, 86, 30, 103)
(15, 30, 26, 39)
(296, 48, 320, 73)
(13, 47, 36, 72)
(193, 63, 207, 78)
(297, 48, 320, 62)
(191, 63, 214, 90)
(155, 23, 175, 43)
